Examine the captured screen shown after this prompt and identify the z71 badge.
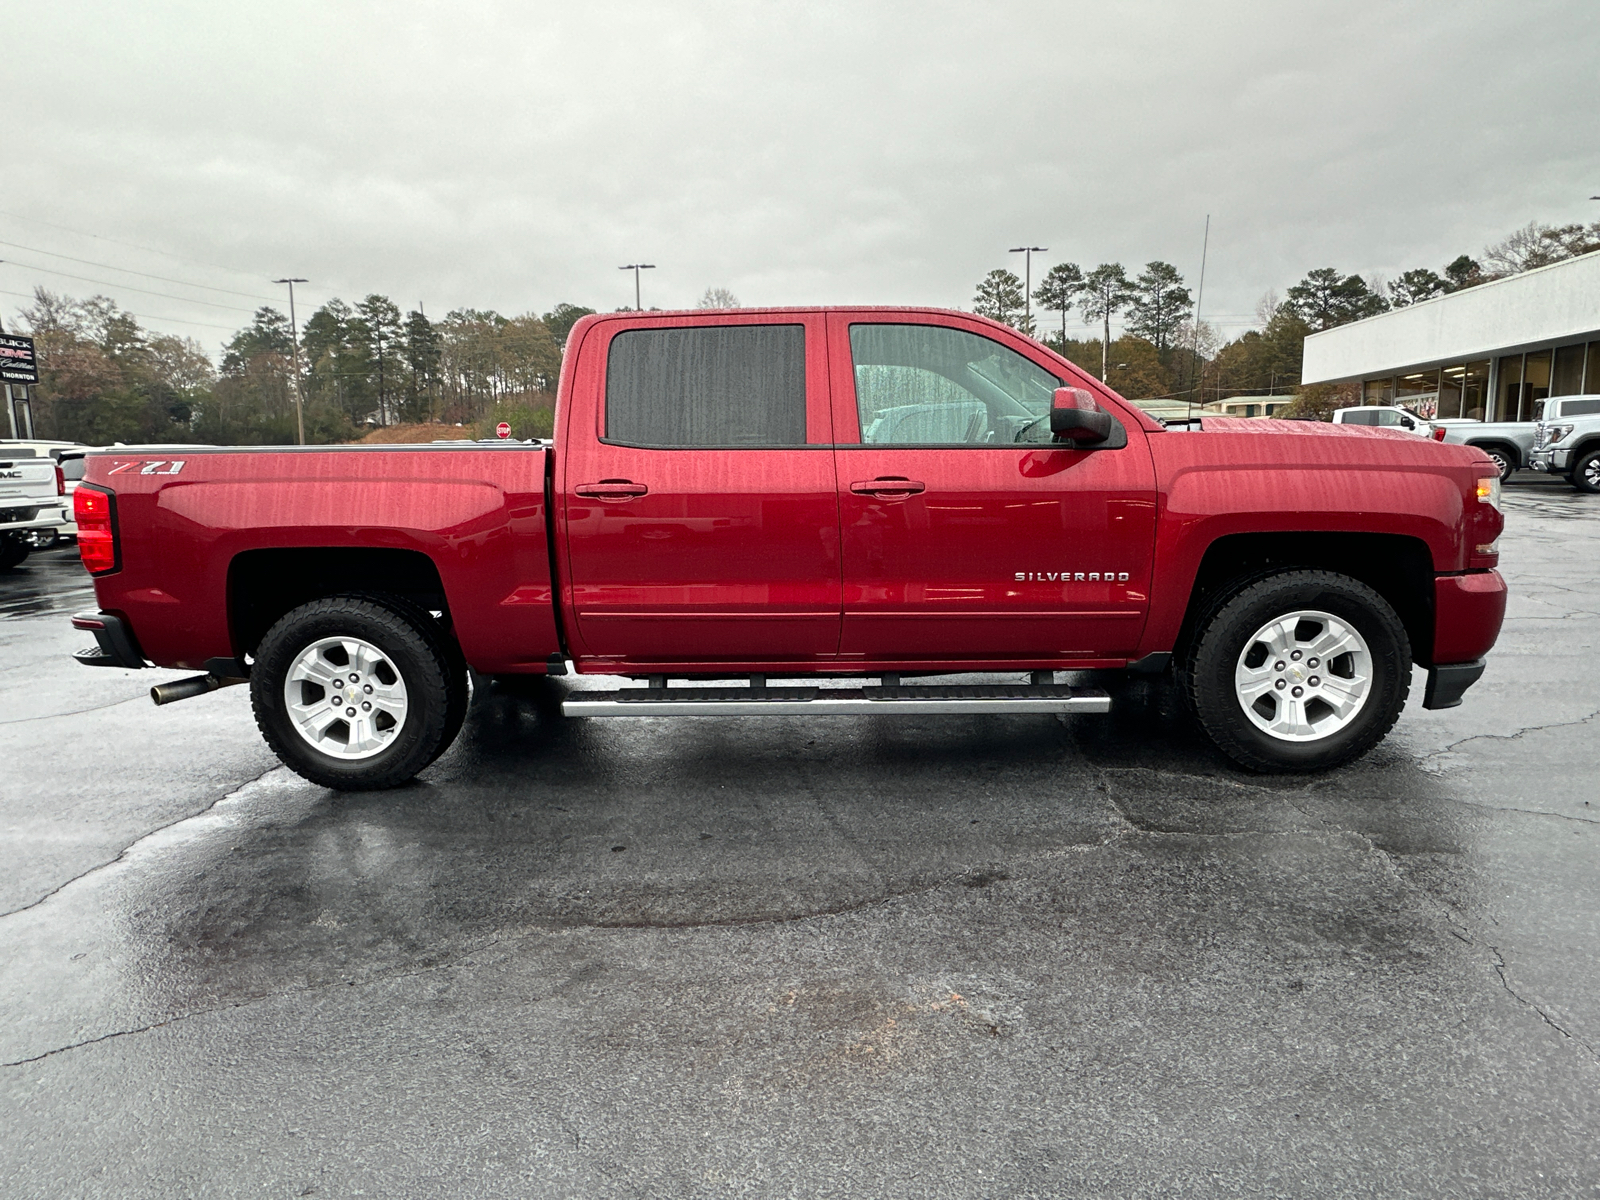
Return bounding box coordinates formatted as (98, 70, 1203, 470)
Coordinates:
(1016, 570, 1130, 582)
(106, 460, 187, 476)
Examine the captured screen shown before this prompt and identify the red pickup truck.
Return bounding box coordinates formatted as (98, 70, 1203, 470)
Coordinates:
(69, 307, 1506, 788)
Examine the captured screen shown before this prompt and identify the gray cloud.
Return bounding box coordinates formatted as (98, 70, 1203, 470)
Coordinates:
(7, 0, 1597, 351)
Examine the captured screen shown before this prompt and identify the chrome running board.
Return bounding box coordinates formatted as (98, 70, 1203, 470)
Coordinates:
(562, 682, 1111, 718)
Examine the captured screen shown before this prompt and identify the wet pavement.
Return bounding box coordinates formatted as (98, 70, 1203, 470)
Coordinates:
(2, 479, 1598, 1198)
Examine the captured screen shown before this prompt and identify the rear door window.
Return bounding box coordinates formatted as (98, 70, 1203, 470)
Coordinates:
(604, 324, 806, 447)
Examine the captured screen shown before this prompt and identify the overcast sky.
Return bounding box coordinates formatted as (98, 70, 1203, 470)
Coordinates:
(6, 0, 1597, 353)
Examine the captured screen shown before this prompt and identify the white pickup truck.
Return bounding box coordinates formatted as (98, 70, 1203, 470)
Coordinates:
(0, 449, 68, 571)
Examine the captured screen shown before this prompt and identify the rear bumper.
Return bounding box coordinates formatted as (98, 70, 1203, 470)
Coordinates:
(0, 503, 69, 533)
(70, 611, 146, 669)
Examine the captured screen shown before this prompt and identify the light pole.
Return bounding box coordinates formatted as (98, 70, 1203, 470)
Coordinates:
(273, 277, 309, 445)
(1009, 246, 1047, 333)
(619, 264, 656, 311)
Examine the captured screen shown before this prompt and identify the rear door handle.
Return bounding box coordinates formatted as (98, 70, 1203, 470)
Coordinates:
(576, 480, 649, 501)
(850, 477, 925, 498)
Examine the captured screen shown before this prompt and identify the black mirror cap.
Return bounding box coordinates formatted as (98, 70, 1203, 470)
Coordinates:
(1050, 387, 1113, 443)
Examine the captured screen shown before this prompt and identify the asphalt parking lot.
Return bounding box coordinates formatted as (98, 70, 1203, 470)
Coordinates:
(2, 477, 1598, 1199)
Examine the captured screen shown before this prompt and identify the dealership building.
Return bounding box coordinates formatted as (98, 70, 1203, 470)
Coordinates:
(1301, 249, 1600, 421)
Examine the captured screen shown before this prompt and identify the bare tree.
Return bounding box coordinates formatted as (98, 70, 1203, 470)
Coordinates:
(697, 287, 740, 309)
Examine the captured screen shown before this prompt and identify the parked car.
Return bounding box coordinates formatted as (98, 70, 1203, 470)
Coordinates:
(0, 447, 69, 570)
(1528, 394, 1600, 492)
(1331, 406, 1432, 435)
(68, 306, 1506, 786)
(1432, 417, 1539, 483)
(0, 440, 88, 546)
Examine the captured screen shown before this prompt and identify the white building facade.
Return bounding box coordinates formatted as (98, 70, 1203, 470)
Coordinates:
(1301, 250, 1600, 421)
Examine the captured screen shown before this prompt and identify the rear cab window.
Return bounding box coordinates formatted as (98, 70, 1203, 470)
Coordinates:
(604, 324, 808, 448)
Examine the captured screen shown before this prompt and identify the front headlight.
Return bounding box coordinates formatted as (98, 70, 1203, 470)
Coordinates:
(1541, 423, 1574, 447)
(1475, 474, 1501, 511)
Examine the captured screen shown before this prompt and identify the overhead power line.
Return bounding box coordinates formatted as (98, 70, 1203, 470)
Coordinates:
(0, 207, 270, 281)
(0, 238, 279, 302)
(0, 255, 259, 313)
(0, 286, 244, 333)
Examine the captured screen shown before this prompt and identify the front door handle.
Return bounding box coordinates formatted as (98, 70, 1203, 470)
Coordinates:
(576, 479, 649, 502)
(850, 477, 925, 499)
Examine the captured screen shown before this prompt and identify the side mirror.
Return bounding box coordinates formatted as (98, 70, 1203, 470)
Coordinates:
(1050, 387, 1113, 443)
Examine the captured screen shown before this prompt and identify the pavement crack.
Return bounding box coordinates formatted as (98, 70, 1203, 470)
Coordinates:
(1420, 707, 1600, 771)
(0, 764, 285, 921)
(1490, 947, 1600, 1064)
(2, 936, 505, 1069)
(0, 693, 151, 725)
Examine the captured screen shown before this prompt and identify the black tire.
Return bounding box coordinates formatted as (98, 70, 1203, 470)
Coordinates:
(251, 595, 453, 790)
(1182, 570, 1411, 773)
(1475, 444, 1516, 483)
(1572, 449, 1600, 494)
(346, 591, 470, 766)
(0, 537, 29, 571)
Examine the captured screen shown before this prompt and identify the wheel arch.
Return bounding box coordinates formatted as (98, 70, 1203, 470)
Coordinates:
(228, 547, 453, 660)
(1465, 438, 1521, 467)
(1173, 532, 1435, 669)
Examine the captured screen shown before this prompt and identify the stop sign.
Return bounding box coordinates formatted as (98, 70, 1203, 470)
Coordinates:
(495, 422, 511, 439)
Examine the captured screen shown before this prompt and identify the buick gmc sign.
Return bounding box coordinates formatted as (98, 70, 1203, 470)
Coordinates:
(0, 335, 37, 384)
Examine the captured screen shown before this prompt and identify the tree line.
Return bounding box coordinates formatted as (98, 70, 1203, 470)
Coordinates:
(969, 217, 1600, 413)
(11, 216, 1597, 444)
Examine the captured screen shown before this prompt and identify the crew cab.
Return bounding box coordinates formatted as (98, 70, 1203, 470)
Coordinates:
(68, 307, 1508, 788)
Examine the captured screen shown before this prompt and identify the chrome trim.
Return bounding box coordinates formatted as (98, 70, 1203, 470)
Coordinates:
(562, 689, 1111, 717)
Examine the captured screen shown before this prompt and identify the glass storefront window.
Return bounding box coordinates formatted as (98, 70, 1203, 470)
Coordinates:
(1522, 350, 1552, 421)
(1438, 365, 1465, 419)
(1497, 355, 1524, 422)
(1462, 361, 1489, 421)
(1395, 369, 1440, 417)
(1552, 344, 1585, 396)
(1364, 378, 1394, 406)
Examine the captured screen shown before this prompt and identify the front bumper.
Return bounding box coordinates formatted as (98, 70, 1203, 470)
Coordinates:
(1423, 660, 1485, 710)
(1529, 448, 1572, 473)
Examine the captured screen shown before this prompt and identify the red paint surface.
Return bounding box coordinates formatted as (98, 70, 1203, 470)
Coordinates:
(1433, 570, 1508, 663)
(83, 306, 1507, 682)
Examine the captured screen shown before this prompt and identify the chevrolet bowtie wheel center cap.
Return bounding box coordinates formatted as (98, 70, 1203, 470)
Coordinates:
(283, 636, 409, 761)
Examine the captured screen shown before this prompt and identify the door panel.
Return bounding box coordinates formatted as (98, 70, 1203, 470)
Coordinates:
(828, 314, 1156, 663)
(561, 314, 842, 665)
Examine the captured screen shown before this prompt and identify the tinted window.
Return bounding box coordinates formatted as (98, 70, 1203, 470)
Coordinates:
(605, 324, 806, 447)
(1340, 410, 1377, 426)
(60, 457, 86, 481)
(849, 324, 1061, 445)
(1556, 397, 1600, 417)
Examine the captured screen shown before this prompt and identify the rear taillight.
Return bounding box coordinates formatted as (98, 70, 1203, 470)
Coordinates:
(55, 463, 66, 495)
(75, 487, 117, 574)
(1432, 426, 1447, 442)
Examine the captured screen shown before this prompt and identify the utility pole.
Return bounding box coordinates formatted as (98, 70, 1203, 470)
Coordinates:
(274, 278, 309, 444)
(1009, 246, 1047, 333)
(619, 263, 655, 311)
(1187, 216, 1210, 416)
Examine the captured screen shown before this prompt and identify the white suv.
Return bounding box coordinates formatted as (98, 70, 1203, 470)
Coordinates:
(1331, 406, 1432, 435)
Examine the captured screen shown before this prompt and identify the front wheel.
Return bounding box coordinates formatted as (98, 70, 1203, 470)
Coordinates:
(251, 595, 457, 790)
(1183, 570, 1411, 772)
(1482, 446, 1515, 483)
(1572, 449, 1600, 494)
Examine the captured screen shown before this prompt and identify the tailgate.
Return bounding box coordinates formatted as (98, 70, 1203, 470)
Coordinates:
(0, 457, 57, 508)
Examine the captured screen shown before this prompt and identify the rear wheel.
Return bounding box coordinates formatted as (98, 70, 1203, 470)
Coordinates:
(1572, 449, 1600, 494)
(1183, 570, 1411, 772)
(0, 537, 29, 571)
(251, 595, 456, 790)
